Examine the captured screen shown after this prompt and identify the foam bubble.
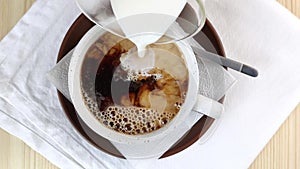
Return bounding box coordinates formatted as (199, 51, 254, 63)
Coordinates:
(82, 90, 177, 135)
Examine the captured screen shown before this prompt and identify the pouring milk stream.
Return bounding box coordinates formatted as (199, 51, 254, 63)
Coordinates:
(111, 0, 187, 68)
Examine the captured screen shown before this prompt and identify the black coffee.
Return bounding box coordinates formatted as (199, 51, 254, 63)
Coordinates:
(81, 33, 188, 135)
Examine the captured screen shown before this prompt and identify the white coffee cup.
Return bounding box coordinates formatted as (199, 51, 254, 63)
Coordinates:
(68, 25, 223, 144)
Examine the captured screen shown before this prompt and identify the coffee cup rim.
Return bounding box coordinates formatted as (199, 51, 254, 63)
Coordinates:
(68, 25, 199, 144)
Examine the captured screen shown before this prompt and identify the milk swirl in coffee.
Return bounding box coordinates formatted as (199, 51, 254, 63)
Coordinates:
(81, 33, 188, 135)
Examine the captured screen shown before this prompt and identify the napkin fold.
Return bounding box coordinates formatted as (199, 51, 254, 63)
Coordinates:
(1, 0, 300, 169)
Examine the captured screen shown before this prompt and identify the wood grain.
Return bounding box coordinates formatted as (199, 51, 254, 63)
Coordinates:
(249, 105, 300, 169)
(0, 0, 35, 39)
(0, 0, 299, 169)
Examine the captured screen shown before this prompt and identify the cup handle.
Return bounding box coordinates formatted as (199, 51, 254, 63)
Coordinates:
(192, 95, 224, 119)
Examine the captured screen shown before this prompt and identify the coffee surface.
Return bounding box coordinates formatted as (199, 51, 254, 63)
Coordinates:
(81, 33, 188, 135)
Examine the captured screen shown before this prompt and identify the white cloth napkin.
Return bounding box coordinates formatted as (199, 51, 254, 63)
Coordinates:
(1, 0, 300, 169)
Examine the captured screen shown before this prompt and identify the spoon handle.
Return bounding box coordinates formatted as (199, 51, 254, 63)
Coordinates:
(191, 46, 258, 77)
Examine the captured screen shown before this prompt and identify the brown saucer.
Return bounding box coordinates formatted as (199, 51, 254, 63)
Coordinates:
(57, 14, 225, 159)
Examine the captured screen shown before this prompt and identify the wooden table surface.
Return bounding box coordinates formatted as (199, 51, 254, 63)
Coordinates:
(0, 0, 299, 168)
